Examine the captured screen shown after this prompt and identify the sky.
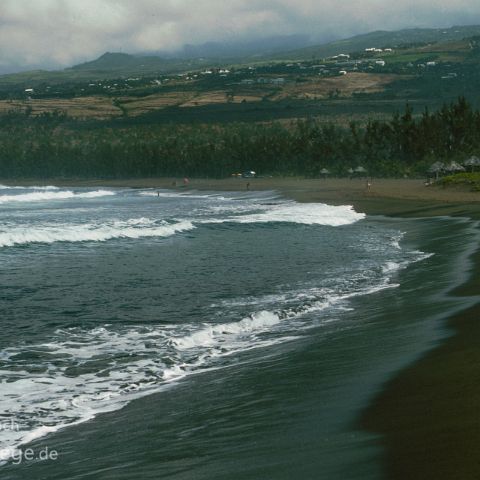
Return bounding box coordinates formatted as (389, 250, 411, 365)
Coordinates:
(1, 0, 480, 73)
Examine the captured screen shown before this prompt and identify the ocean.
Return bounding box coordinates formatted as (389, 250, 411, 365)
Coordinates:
(0, 185, 475, 479)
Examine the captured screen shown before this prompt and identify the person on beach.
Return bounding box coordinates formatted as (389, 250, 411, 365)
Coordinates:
(246, 182, 250, 191)
(366, 179, 372, 191)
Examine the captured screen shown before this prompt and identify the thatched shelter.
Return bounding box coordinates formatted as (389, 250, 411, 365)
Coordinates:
(445, 161, 466, 173)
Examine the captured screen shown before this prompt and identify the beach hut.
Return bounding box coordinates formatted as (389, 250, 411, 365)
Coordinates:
(464, 155, 480, 172)
(428, 161, 445, 180)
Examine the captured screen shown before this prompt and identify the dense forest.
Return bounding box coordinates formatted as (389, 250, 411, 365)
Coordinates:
(0, 97, 478, 179)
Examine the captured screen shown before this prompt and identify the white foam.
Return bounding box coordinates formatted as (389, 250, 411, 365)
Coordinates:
(0, 189, 115, 204)
(173, 310, 282, 350)
(0, 219, 194, 248)
(0, 185, 59, 191)
(205, 201, 365, 226)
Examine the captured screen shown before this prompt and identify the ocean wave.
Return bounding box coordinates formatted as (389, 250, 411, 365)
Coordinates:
(0, 303, 331, 462)
(0, 219, 194, 248)
(0, 189, 115, 204)
(204, 201, 365, 226)
(0, 185, 60, 191)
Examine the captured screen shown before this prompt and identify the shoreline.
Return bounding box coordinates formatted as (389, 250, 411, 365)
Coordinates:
(2, 177, 479, 477)
(3, 176, 480, 217)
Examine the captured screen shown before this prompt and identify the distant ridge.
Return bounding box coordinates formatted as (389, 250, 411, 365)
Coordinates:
(270, 25, 480, 60)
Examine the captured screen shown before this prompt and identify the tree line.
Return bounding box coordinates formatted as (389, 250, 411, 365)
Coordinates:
(0, 97, 479, 179)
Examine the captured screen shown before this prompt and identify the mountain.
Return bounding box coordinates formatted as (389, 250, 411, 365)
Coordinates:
(69, 52, 170, 73)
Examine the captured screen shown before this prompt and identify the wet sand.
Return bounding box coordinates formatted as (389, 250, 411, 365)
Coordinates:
(3, 176, 480, 478)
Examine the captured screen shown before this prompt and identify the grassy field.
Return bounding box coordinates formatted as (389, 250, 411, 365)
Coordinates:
(0, 73, 406, 120)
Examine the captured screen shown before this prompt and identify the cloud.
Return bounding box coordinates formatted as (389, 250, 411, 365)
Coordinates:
(1, 0, 480, 72)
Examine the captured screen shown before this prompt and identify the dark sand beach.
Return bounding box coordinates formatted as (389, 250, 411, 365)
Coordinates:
(3, 176, 479, 478)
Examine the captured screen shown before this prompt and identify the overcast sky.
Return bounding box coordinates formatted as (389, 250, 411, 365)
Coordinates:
(1, 0, 480, 73)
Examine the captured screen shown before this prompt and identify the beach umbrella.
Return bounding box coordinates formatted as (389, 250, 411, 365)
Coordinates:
(464, 155, 480, 172)
(428, 161, 445, 179)
(428, 161, 445, 172)
(445, 161, 466, 173)
(320, 168, 330, 177)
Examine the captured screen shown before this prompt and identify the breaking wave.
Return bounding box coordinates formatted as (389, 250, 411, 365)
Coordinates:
(0, 218, 195, 248)
(0, 189, 115, 204)
(204, 201, 365, 226)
